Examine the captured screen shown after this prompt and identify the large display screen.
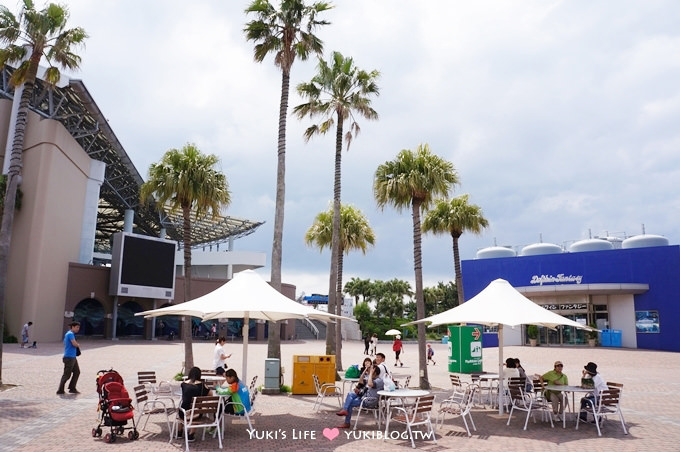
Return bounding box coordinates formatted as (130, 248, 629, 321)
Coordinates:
(109, 232, 177, 299)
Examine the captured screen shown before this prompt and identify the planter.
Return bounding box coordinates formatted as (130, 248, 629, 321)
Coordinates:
(529, 338, 537, 347)
(588, 338, 597, 347)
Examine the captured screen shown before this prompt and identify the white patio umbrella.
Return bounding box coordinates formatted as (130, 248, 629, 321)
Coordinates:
(385, 329, 401, 336)
(136, 270, 353, 381)
(405, 278, 594, 414)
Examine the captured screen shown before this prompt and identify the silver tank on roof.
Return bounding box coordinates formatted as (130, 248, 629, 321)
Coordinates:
(569, 239, 614, 253)
(476, 246, 517, 259)
(520, 242, 563, 256)
(622, 234, 669, 249)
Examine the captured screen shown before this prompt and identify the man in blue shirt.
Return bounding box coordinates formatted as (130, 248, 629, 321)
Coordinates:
(57, 322, 81, 395)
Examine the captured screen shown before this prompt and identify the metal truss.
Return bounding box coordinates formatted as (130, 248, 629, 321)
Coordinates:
(1, 66, 263, 252)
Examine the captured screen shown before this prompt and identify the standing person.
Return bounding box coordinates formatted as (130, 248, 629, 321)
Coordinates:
(213, 336, 232, 372)
(427, 343, 436, 365)
(538, 360, 568, 421)
(363, 333, 370, 355)
(369, 333, 378, 356)
(57, 321, 81, 395)
(393, 335, 404, 367)
(579, 362, 608, 423)
(211, 323, 217, 339)
(20, 321, 32, 348)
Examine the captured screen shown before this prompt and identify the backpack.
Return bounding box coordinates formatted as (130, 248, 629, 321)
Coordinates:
(345, 365, 361, 378)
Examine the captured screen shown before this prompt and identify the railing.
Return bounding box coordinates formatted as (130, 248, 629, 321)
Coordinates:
(303, 318, 319, 339)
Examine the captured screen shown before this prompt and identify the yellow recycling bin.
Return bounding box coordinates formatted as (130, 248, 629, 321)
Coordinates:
(292, 355, 336, 394)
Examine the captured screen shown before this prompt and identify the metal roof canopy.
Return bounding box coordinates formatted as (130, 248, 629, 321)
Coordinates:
(1, 65, 263, 252)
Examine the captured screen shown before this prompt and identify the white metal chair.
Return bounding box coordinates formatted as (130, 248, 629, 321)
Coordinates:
(312, 374, 342, 411)
(385, 395, 437, 449)
(576, 384, 628, 436)
(171, 395, 222, 451)
(137, 370, 176, 408)
(221, 387, 257, 433)
(437, 384, 478, 436)
(352, 395, 381, 430)
(133, 384, 177, 438)
(506, 383, 554, 430)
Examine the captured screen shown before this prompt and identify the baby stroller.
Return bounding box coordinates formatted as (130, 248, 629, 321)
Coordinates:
(92, 369, 139, 443)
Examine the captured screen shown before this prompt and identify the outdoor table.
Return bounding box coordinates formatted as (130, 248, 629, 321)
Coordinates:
(473, 373, 499, 407)
(340, 377, 361, 398)
(378, 388, 431, 436)
(545, 385, 593, 427)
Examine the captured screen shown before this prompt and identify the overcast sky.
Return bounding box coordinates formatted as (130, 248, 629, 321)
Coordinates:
(21, 0, 680, 296)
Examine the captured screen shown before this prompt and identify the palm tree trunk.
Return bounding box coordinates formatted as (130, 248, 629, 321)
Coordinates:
(326, 116, 343, 359)
(336, 249, 344, 372)
(268, 68, 291, 361)
(452, 233, 464, 303)
(411, 200, 430, 389)
(181, 205, 195, 371)
(0, 69, 38, 384)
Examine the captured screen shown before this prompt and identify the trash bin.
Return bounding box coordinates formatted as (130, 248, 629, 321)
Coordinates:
(611, 330, 622, 347)
(600, 329, 612, 347)
(441, 336, 449, 344)
(292, 355, 335, 394)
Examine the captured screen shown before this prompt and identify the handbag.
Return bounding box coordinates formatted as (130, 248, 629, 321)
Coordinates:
(76, 346, 81, 356)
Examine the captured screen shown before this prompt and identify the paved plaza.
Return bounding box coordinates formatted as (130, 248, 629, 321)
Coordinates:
(1, 338, 678, 452)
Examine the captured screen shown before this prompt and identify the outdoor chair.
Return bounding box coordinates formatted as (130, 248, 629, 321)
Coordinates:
(312, 374, 342, 412)
(221, 387, 257, 434)
(437, 383, 478, 436)
(506, 383, 554, 430)
(353, 396, 381, 430)
(249, 375, 258, 393)
(138, 370, 176, 408)
(385, 394, 437, 449)
(171, 395, 222, 451)
(576, 385, 628, 436)
(471, 373, 498, 407)
(133, 384, 176, 438)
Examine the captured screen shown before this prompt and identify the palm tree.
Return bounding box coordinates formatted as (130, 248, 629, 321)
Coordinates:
(304, 203, 375, 370)
(0, 1, 87, 384)
(140, 143, 231, 370)
(244, 0, 332, 361)
(294, 51, 379, 365)
(422, 195, 489, 303)
(374, 144, 458, 389)
(344, 277, 372, 304)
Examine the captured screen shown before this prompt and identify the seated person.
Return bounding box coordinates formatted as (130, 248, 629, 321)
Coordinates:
(579, 362, 608, 422)
(515, 358, 533, 392)
(539, 360, 568, 420)
(215, 369, 251, 415)
(358, 357, 373, 384)
(178, 367, 211, 442)
(336, 364, 384, 428)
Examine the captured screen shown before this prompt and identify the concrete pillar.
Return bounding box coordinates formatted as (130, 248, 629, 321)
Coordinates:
(123, 209, 134, 232)
(77, 159, 106, 264)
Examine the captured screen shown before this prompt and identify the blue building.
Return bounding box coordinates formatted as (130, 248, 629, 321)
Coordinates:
(461, 235, 679, 352)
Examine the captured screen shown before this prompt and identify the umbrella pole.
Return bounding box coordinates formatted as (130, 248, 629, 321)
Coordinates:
(242, 314, 249, 381)
(498, 324, 504, 415)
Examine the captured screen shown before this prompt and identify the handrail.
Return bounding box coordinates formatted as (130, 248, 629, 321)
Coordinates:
(304, 318, 319, 338)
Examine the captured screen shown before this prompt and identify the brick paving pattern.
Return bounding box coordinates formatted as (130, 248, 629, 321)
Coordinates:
(1, 338, 678, 451)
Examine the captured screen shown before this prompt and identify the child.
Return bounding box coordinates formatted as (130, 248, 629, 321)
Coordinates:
(427, 343, 436, 365)
(215, 369, 251, 415)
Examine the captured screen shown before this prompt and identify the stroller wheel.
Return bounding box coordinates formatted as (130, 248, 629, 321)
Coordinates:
(133, 430, 139, 440)
(117, 426, 124, 435)
(110, 433, 117, 443)
(96, 428, 102, 437)
(104, 433, 111, 443)
(91, 428, 97, 438)
(128, 431, 134, 440)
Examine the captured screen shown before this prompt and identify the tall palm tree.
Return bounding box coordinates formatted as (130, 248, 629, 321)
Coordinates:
(244, 0, 332, 361)
(140, 143, 231, 370)
(294, 51, 379, 365)
(305, 203, 375, 369)
(422, 195, 489, 303)
(374, 144, 458, 389)
(344, 277, 372, 304)
(0, 1, 87, 384)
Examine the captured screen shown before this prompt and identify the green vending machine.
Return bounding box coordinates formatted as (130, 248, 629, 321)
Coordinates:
(447, 325, 483, 373)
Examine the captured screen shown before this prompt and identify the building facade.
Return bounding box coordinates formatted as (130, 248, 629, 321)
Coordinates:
(461, 241, 680, 352)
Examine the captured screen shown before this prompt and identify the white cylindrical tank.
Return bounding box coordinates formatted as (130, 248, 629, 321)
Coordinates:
(569, 239, 614, 253)
(605, 236, 623, 249)
(520, 242, 563, 256)
(476, 246, 517, 259)
(622, 234, 669, 249)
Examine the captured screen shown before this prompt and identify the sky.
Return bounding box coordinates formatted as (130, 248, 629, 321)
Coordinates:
(11, 0, 680, 297)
